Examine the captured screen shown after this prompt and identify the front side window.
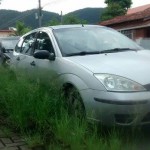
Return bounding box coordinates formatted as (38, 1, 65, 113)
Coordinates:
(53, 27, 141, 56)
(35, 31, 54, 53)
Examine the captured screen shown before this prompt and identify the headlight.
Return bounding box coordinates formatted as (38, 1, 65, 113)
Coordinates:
(94, 74, 146, 92)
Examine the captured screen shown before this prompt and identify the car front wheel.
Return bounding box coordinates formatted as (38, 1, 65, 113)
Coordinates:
(66, 87, 86, 120)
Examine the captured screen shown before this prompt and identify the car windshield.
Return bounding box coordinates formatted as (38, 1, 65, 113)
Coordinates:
(53, 27, 142, 56)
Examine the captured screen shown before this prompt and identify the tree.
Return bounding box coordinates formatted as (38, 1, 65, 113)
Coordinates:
(46, 18, 60, 26)
(63, 14, 87, 24)
(15, 21, 31, 36)
(45, 15, 88, 26)
(101, 0, 132, 21)
(105, 0, 132, 10)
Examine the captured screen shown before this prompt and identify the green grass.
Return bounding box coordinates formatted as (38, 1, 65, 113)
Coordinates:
(0, 66, 140, 150)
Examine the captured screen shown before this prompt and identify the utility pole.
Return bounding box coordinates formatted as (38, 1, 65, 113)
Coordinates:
(60, 11, 63, 24)
(38, 0, 42, 27)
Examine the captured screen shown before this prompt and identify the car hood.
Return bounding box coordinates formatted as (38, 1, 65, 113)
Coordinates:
(66, 50, 150, 85)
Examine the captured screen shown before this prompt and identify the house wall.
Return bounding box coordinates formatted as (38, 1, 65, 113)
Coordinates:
(0, 31, 15, 37)
(134, 28, 146, 39)
(102, 19, 150, 40)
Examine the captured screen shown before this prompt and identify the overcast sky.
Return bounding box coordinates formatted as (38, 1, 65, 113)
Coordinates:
(0, 0, 150, 14)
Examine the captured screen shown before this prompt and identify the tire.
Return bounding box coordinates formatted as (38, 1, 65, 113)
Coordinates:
(66, 87, 86, 119)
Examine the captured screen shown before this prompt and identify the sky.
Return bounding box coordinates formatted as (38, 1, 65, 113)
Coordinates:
(0, 0, 150, 15)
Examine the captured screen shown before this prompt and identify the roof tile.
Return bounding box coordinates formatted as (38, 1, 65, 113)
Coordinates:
(100, 4, 150, 26)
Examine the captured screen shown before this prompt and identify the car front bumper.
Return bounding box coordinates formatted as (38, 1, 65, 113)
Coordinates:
(80, 89, 150, 126)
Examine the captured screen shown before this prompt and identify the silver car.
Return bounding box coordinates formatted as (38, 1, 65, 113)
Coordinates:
(8, 25, 150, 126)
(0, 36, 20, 64)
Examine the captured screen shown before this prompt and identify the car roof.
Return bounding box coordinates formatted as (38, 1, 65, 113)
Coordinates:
(49, 24, 103, 30)
(21, 25, 107, 37)
(32, 25, 104, 32)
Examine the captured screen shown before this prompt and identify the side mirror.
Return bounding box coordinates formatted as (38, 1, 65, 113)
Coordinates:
(34, 50, 50, 59)
(33, 50, 55, 61)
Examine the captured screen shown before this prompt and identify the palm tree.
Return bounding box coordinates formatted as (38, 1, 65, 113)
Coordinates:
(15, 21, 31, 36)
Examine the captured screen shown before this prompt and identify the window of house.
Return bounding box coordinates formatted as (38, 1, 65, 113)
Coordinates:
(120, 30, 133, 39)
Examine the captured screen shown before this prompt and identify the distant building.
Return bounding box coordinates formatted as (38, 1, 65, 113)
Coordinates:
(0, 30, 15, 37)
(100, 4, 150, 41)
(100, 4, 150, 49)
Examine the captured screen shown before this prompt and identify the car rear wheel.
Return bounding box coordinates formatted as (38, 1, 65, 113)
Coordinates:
(66, 87, 86, 119)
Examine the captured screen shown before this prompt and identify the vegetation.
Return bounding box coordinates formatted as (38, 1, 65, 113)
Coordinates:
(46, 15, 87, 26)
(0, 66, 145, 149)
(0, 8, 105, 29)
(14, 21, 31, 35)
(66, 8, 105, 24)
(0, 9, 60, 29)
(105, 0, 132, 10)
(101, 0, 132, 21)
(63, 14, 87, 24)
(46, 18, 61, 26)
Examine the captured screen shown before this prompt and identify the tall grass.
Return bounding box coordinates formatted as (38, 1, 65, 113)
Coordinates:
(0, 66, 138, 149)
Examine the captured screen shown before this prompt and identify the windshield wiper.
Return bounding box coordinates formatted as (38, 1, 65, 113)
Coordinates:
(65, 48, 138, 56)
(65, 51, 101, 56)
(99, 48, 137, 54)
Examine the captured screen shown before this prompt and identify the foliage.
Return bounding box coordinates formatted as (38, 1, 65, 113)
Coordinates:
(0, 8, 103, 29)
(105, 0, 132, 10)
(46, 15, 87, 26)
(63, 14, 87, 24)
(0, 66, 139, 149)
(101, 0, 132, 21)
(46, 18, 60, 26)
(0, 10, 20, 30)
(101, 3, 126, 21)
(0, 9, 59, 29)
(67, 8, 105, 23)
(15, 21, 31, 36)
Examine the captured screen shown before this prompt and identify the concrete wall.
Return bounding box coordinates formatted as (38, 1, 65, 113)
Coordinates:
(136, 38, 150, 49)
(0, 31, 15, 37)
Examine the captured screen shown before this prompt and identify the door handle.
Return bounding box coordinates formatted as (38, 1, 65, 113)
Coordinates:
(16, 57, 20, 61)
(30, 61, 36, 66)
